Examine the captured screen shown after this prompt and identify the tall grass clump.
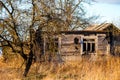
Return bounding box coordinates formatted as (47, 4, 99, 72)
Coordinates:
(0, 55, 120, 80)
(41, 56, 120, 80)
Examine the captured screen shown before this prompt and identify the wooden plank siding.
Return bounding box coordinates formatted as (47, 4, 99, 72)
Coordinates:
(41, 31, 112, 57)
(59, 31, 110, 56)
(60, 34, 81, 56)
(98, 36, 108, 51)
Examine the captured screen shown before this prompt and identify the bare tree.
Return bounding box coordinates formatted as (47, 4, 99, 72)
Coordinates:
(0, 0, 95, 76)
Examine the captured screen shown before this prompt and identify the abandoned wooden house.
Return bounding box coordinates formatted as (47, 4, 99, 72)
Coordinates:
(85, 23, 120, 55)
(36, 23, 120, 59)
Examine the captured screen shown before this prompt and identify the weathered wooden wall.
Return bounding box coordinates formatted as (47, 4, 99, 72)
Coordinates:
(97, 34, 109, 55)
(60, 34, 82, 56)
(59, 33, 110, 56)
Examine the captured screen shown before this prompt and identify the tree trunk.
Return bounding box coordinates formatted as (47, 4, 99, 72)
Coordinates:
(23, 50, 33, 77)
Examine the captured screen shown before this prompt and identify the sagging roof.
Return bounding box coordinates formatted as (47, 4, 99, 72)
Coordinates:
(85, 23, 119, 31)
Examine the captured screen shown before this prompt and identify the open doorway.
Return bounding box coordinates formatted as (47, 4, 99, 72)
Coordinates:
(83, 39, 95, 54)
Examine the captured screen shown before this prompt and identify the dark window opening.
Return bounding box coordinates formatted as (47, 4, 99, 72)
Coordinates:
(83, 39, 95, 53)
(83, 43, 86, 51)
(74, 37, 79, 44)
(87, 43, 90, 51)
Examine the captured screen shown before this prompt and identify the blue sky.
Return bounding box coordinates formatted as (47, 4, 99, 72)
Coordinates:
(1, 0, 120, 27)
(86, 0, 120, 27)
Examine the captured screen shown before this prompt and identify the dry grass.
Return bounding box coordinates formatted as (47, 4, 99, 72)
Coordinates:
(0, 54, 24, 80)
(0, 55, 120, 80)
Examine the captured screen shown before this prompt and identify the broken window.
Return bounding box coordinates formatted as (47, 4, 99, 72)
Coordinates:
(74, 37, 79, 50)
(83, 39, 95, 53)
(74, 37, 79, 44)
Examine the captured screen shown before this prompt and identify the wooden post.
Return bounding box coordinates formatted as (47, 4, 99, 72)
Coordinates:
(80, 35, 84, 55)
(95, 36, 98, 55)
(43, 36, 46, 54)
(90, 42, 92, 52)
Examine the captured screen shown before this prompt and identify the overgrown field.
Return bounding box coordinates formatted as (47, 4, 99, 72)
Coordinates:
(0, 54, 120, 80)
